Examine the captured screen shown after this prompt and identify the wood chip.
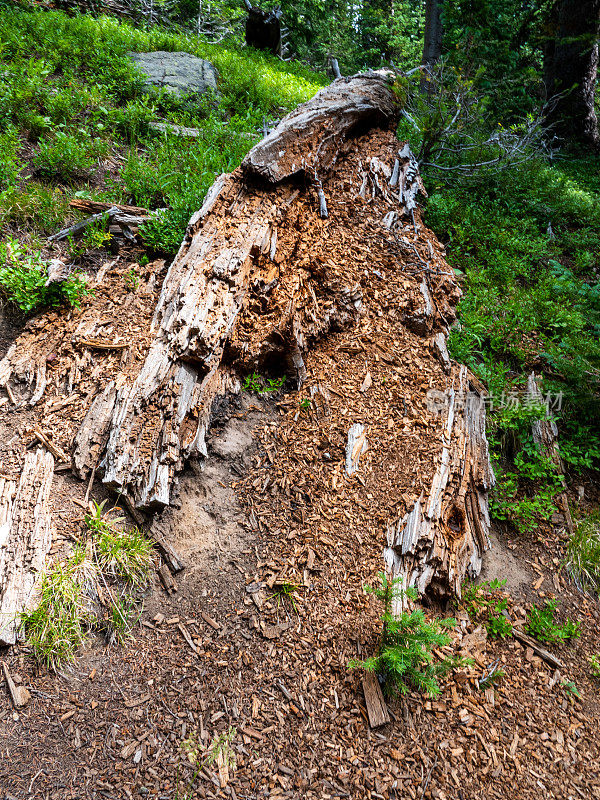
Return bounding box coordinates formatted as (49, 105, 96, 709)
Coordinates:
(361, 671, 390, 728)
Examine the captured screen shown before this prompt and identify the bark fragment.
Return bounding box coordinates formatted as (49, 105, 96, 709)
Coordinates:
(0, 450, 54, 646)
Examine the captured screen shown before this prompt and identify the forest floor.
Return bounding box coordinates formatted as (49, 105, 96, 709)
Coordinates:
(0, 245, 599, 800)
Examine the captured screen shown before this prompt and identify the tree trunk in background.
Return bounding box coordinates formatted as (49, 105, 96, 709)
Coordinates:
(244, 1, 282, 56)
(544, 0, 600, 149)
(421, 0, 443, 71)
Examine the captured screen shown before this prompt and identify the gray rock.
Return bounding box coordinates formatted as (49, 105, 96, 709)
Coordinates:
(128, 51, 218, 98)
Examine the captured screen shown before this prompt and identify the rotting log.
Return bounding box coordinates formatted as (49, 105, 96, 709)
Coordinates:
(82, 71, 412, 511)
(0, 449, 54, 646)
(0, 70, 494, 604)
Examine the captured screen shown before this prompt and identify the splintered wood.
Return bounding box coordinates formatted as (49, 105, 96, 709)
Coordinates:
(0, 69, 493, 604)
(0, 449, 54, 646)
(384, 365, 494, 606)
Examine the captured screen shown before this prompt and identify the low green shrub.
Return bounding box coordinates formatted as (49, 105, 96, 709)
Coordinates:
(33, 131, 107, 183)
(350, 574, 467, 698)
(0, 237, 91, 313)
(460, 578, 514, 639)
(526, 599, 580, 644)
(0, 127, 22, 191)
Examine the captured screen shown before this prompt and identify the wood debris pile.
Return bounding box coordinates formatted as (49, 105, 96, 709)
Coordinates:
(1, 71, 600, 800)
(0, 70, 494, 640)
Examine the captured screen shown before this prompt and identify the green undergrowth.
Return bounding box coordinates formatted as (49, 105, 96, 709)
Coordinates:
(525, 599, 580, 644)
(21, 500, 153, 670)
(425, 156, 600, 534)
(0, 237, 91, 312)
(350, 574, 469, 698)
(460, 579, 514, 640)
(0, 5, 325, 283)
(564, 510, 600, 595)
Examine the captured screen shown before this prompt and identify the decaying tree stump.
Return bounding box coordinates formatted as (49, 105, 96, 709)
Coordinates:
(0, 70, 494, 604)
(72, 72, 418, 510)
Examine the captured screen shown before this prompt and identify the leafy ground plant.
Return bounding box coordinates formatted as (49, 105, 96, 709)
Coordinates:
(564, 511, 600, 595)
(526, 599, 580, 644)
(33, 131, 106, 183)
(241, 372, 286, 394)
(589, 654, 600, 678)
(460, 578, 514, 639)
(350, 574, 467, 698)
(560, 679, 582, 702)
(21, 501, 153, 669)
(0, 237, 91, 313)
(123, 267, 139, 291)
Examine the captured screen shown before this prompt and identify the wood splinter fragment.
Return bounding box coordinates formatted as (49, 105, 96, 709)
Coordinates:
(2, 662, 31, 708)
(33, 428, 69, 463)
(512, 628, 564, 669)
(345, 423, 367, 476)
(158, 564, 177, 595)
(77, 338, 128, 351)
(177, 622, 199, 655)
(317, 186, 328, 218)
(362, 671, 390, 728)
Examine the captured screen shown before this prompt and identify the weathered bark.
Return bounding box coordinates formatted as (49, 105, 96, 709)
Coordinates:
(544, 0, 600, 149)
(0, 450, 54, 646)
(384, 366, 494, 608)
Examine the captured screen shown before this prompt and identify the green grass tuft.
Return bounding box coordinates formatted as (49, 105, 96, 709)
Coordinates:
(22, 504, 153, 670)
(95, 526, 154, 589)
(564, 511, 600, 595)
(20, 543, 97, 670)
